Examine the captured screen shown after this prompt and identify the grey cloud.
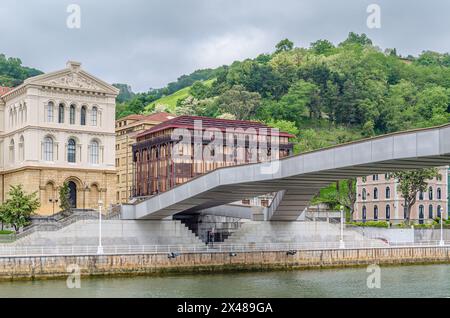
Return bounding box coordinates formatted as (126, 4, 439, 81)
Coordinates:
(0, 0, 449, 91)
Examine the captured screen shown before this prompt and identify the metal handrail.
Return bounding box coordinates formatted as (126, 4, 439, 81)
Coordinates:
(0, 240, 448, 258)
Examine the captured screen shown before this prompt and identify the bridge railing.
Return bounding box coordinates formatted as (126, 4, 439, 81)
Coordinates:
(0, 240, 448, 257)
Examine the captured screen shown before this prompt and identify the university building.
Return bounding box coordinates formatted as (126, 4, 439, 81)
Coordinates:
(115, 112, 175, 203)
(131, 115, 295, 198)
(354, 168, 449, 224)
(0, 61, 118, 215)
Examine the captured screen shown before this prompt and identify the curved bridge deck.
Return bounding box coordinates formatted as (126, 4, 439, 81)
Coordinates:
(121, 124, 450, 221)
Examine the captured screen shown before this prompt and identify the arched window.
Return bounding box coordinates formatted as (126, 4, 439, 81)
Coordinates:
(9, 139, 14, 163)
(80, 106, 86, 126)
(429, 187, 433, 200)
(18, 136, 24, 162)
(43, 137, 54, 161)
(47, 101, 54, 122)
(419, 205, 424, 224)
(385, 187, 391, 199)
(438, 206, 442, 219)
(91, 106, 98, 126)
(67, 138, 76, 163)
(429, 205, 433, 219)
(437, 188, 442, 200)
(70, 104, 76, 125)
(58, 103, 65, 123)
(374, 187, 378, 200)
(386, 205, 391, 221)
(419, 191, 424, 200)
(362, 206, 367, 222)
(362, 188, 367, 200)
(374, 205, 378, 221)
(89, 140, 99, 164)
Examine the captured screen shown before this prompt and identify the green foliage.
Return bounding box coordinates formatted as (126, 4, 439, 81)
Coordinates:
(264, 119, 299, 136)
(392, 168, 440, 224)
(0, 54, 43, 87)
(113, 83, 135, 103)
(312, 179, 357, 217)
(216, 85, 261, 120)
(348, 221, 389, 228)
(0, 185, 40, 231)
(59, 182, 71, 212)
(275, 39, 294, 54)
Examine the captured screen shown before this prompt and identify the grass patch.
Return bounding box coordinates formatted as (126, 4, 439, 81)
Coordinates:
(0, 230, 14, 235)
(145, 79, 215, 113)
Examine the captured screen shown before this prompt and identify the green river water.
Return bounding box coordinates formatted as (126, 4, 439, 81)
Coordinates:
(0, 264, 448, 298)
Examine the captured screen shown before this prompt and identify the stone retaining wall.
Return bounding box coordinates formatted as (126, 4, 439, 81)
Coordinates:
(1, 247, 450, 280)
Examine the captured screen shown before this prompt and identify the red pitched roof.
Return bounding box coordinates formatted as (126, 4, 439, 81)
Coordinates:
(137, 115, 295, 139)
(0, 86, 12, 96)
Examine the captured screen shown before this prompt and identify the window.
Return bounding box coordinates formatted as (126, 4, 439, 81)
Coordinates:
(70, 105, 76, 125)
(362, 206, 367, 222)
(43, 137, 54, 161)
(362, 188, 367, 200)
(384, 173, 389, 180)
(419, 191, 424, 200)
(429, 205, 434, 219)
(18, 136, 24, 162)
(437, 188, 442, 200)
(9, 139, 14, 163)
(372, 175, 378, 181)
(80, 106, 86, 126)
(58, 103, 65, 123)
(386, 205, 391, 221)
(91, 106, 98, 126)
(429, 187, 433, 200)
(385, 187, 391, 199)
(89, 140, 99, 164)
(67, 138, 76, 163)
(362, 176, 367, 183)
(47, 101, 54, 122)
(438, 206, 442, 219)
(374, 205, 378, 221)
(374, 187, 378, 200)
(419, 205, 424, 224)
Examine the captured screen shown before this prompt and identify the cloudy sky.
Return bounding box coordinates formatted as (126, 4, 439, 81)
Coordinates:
(0, 0, 449, 92)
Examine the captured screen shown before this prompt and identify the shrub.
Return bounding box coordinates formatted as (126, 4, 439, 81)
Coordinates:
(348, 221, 389, 228)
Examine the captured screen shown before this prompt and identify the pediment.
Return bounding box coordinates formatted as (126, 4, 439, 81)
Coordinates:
(25, 63, 119, 95)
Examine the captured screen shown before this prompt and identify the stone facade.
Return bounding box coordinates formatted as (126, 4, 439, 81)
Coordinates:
(354, 167, 449, 223)
(0, 61, 118, 215)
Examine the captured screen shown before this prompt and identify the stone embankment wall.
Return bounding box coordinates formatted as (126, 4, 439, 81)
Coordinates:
(1, 246, 450, 280)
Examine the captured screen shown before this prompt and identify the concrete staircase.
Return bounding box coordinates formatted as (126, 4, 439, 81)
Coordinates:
(218, 221, 387, 247)
(7, 220, 206, 248)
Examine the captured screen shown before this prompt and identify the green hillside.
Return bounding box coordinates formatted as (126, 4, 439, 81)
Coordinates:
(145, 79, 215, 112)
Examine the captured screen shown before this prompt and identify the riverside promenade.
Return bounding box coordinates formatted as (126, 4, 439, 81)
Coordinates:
(1, 244, 450, 280)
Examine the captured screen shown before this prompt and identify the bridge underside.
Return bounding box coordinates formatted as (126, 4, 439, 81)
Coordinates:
(121, 125, 450, 221)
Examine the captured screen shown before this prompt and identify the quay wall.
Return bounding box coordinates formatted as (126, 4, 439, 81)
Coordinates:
(1, 247, 450, 280)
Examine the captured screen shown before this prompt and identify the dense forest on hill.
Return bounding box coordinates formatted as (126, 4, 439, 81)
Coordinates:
(115, 32, 450, 153)
(0, 54, 43, 87)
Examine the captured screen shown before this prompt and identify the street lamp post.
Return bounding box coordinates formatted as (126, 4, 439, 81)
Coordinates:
(97, 200, 104, 254)
(339, 205, 345, 249)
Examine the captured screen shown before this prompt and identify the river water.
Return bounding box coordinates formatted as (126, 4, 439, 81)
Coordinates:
(0, 264, 449, 298)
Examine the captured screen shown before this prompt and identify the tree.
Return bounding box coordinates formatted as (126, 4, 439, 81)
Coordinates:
(392, 168, 440, 225)
(310, 39, 335, 55)
(59, 182, 71, 212)
(339, 32, 373, 47)
(313, 179, 357, 219)
(0, 185, 40, 231)
(217, 85, 261, 120)
(275, 39, 294, 54)
(190, 81, 210, 99)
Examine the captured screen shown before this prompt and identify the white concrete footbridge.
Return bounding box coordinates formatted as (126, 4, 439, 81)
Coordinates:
(121, 124, 450, 221)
